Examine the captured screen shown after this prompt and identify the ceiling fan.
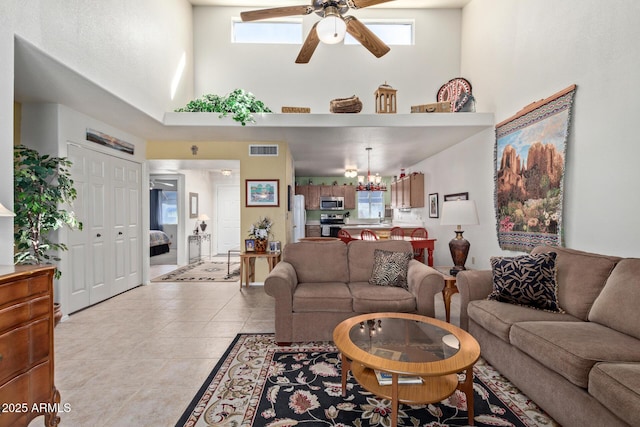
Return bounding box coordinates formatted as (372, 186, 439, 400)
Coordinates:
(240, 0, 394, 63)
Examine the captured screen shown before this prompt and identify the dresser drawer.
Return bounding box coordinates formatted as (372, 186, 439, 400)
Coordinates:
(0, 361, 51, 427)
(0, 370, 29, 427)
(0, 296, 50, 334)
(0, 274, 49, 309)
(0, 319, 50, 383)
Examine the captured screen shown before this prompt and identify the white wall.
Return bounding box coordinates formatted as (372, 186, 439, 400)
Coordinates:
(193, 7, 462, 113)
(413, 0, 640, 269)
(0, 0, 193, 264)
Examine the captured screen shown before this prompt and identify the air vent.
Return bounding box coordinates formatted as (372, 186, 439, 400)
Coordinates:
(249, 145, 279, 156)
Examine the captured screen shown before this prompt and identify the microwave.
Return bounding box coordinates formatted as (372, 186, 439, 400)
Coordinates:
(320, 196, 344, 210)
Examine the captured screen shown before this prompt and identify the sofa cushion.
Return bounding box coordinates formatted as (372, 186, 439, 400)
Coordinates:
(283, 241, 349, 284)
(369, 249, 413, 288)
(349, 282, 417, 313)
(348, 240, 413, 283)
(509, 321, 640, 388)
(488, 252, 562, 312)
(467, 299, 579, 342)
(531, 246, 621, 320)
(589, 258, 640, 339)
(589, 362, 640, 427)
(292, 282, 353, 313)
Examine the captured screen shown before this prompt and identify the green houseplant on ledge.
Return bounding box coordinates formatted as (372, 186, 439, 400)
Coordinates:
(175, 88, 272, 126)
(13, 144, 82, 279)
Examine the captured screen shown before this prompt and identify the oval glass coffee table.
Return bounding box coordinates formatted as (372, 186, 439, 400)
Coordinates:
(333, 312, 481, 427)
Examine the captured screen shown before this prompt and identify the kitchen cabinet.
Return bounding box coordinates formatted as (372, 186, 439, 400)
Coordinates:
(343, 185, 356, 209)
(0, 265, 59, 427)
(305, 225, 321, 237)
(296, 184, 356, 210)
(391, 173, 424, 208)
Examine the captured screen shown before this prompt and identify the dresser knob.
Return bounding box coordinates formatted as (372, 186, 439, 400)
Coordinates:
(96, 233, 102, 237)
(0, 354, 3, 362)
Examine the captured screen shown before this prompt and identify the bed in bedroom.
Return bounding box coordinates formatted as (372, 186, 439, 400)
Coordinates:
(150, 230, 171, 256)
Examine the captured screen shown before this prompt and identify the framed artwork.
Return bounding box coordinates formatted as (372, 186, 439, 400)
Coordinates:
(246, 179, 279, 207)
(269, 241, 281, 253)
(444, 192, 468, 202)
(495, 84, 576, 252)
(86, 128, 134, 155)
(189, 192, 198, 218)
(245, 239, 255, 252)
(287, 185, 293, 211)
(428, 193, 439, 218)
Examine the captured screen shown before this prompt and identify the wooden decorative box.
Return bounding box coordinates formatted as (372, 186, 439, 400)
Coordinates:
(281, 107, 311, 113)
(411, 102, 452, 113)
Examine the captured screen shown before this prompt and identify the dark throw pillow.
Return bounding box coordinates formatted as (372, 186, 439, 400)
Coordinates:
(369, 249, 413, 288)
(488, 252, 563, 313)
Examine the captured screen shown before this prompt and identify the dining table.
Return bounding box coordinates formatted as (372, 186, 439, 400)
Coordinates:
(341, 234, 436, 267)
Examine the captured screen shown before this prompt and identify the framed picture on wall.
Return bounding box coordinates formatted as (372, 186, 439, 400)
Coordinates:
(444, 192, 469, 202)
(428, 193, 439, 218)
(246, 179, 279, 207)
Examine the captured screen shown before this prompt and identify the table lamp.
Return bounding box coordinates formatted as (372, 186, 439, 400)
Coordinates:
(0, 203, 15, 217)
(198, 214, 210, 232)
(440, 200, 478, 276)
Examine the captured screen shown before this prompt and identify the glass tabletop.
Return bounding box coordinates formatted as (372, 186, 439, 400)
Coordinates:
(348, 317, 460, 363)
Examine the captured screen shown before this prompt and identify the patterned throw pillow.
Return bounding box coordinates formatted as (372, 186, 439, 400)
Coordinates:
(488, 252, 563, 312)
(369, 249, 413, 288)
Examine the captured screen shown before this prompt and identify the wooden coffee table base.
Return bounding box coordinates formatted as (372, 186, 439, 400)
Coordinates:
(340, 355, 475, 426)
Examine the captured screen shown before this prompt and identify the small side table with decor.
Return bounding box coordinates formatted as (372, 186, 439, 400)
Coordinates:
(435, 266, 459, 323)
(239, 251, 281, 289)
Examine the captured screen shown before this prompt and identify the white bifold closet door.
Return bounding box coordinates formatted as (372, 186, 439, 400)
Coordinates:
(66, 143, 142, 313)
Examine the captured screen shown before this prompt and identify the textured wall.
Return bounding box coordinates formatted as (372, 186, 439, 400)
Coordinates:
(193, 6, 462, 114)
(414, 0, 640, 268)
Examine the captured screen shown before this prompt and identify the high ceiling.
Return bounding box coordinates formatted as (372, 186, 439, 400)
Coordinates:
(14, 0, 476, 177)
(187, 1, 471, 8)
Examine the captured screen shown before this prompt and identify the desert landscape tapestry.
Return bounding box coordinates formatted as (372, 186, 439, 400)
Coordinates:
(495, 85, 576, 252)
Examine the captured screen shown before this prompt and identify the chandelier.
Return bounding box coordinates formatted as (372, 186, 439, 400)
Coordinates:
(356, 147, 386, 191)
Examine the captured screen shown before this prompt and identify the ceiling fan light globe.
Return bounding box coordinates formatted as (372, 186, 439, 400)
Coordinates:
(317, 15, 346, 44)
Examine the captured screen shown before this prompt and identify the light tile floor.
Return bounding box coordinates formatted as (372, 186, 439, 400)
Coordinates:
(29, 261, 458, 427)
(29, 270, 274, 427)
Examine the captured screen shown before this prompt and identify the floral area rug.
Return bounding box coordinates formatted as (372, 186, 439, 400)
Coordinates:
(152, 261, 240, 282)
(176, 334, 559, 427)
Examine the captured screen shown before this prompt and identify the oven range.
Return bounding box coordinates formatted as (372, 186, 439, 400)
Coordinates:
(320, 213, 345, 237)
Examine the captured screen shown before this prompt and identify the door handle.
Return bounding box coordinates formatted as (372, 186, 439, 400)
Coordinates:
(118, 231, 123, 235)
(96, 233, 102, 237)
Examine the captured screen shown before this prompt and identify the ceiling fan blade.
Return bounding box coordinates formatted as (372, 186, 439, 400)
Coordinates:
(349, 0, 395, 9)
(241, 5, 314, 22)
(344, 16, 390, 58)
(295, 22, 321, 64)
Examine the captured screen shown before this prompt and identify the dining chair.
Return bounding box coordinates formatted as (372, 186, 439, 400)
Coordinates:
(410, 227, 428, 261)
(338, 229, 354, 244)
(390, 227, 404, 239)
(360, 229, 379, 240)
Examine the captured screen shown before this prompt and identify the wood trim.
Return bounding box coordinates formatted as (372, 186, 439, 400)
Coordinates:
(495, 84, 577, 128)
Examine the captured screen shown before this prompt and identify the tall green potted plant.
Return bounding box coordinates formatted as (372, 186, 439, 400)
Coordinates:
(13, 145, 82, 322)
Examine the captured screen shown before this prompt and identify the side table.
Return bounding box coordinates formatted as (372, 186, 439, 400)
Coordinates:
(435, 266, 459, 323)
(239, 251, 281, 288)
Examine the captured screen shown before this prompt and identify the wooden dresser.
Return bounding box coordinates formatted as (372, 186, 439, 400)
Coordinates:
(0, 265, 59, 427)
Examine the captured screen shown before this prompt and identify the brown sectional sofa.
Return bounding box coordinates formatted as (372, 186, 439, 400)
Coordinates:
(456, 245, 640, 427)
(264, 239, 444, 343)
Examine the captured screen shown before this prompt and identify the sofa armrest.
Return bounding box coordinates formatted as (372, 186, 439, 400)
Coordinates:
(407, 260, 445, 318)
(455, 269, 493, 331)
(264, 261, 298, 306)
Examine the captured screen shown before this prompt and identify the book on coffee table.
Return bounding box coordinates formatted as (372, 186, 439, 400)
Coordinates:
(374, 370, 423, 385)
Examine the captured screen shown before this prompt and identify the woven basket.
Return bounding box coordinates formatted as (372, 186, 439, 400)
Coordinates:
(330, 96, 363, 113)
